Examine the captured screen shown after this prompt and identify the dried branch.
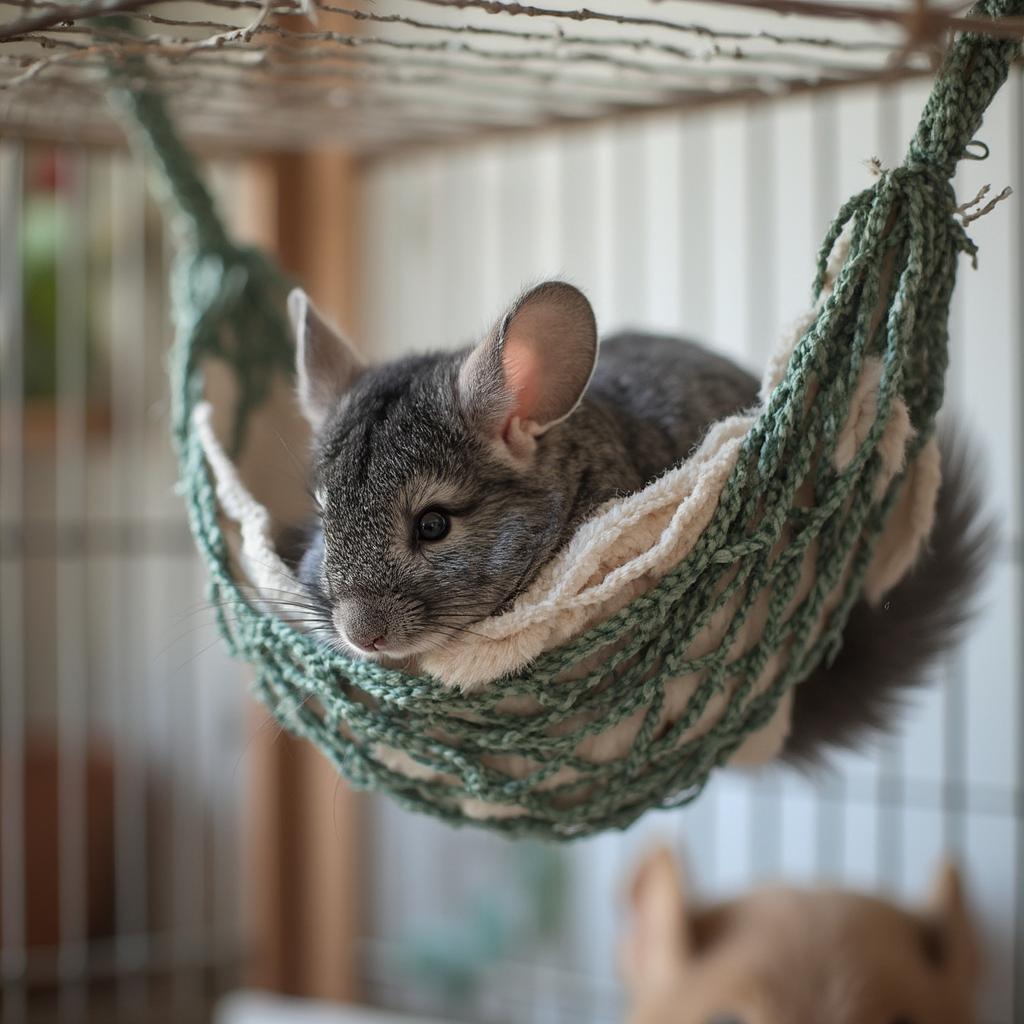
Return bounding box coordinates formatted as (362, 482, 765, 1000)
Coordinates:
(412, 0, 894, 52)
(955, 182, 1014, 224)
(0, 0, 1015, 153)
(658, 0, 1024, 42)
(3, 7, 894, 79)
(0, 0, 155, 41)
(6, 23, 885, 89)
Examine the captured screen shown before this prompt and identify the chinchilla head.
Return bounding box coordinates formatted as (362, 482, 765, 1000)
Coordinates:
(289, 281, 600, 662)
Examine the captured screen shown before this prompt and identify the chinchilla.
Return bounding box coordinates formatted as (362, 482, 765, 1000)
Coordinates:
(287, 280, 989, 761)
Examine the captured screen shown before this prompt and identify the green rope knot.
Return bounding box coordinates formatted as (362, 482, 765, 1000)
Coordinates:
(167, 239, 294, 454)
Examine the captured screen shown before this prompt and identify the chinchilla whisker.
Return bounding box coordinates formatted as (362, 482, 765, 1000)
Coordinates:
(429, 621, 490, 641)
(234, 585, 325, 606)
(214, 593, 328, 611)
(170, 596, 327, 627)
(161, 605, 316, 648)
(491, 555, 542, 613)
(255, 614, 331, 626)
(233, 692, 321, 780)
(153, 619, 238, 660)
(431, 610, 489, 623)
(242, 598, 328, 613)
(234, 583, 330, 605)
(162, 632, 247, 680)
(175, 589, 327, 618)
(271, 427, 316, 495)
(426, 608, 489, 622)
(237, 580, 329, 604)
(156, 609, 332, 657)
(432, 626, 488, 640)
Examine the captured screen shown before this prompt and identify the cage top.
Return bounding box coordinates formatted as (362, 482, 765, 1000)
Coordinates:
(2, 1, 1023, 153)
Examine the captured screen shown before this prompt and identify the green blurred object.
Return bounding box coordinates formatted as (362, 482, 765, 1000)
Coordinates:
(21, 194, 66, 399)
(395, 844, 566, 1002)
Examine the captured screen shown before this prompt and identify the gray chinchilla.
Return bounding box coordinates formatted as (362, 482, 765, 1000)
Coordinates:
(287, 280, 989, 762)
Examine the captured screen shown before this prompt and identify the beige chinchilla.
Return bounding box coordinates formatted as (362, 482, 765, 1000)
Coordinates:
(621, 845, 980, 1024)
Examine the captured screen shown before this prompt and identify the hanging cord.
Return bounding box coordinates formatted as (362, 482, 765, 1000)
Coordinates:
(101, 15, 294, 454)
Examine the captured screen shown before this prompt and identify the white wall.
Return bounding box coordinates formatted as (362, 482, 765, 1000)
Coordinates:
(357, 73, 1023, 1024)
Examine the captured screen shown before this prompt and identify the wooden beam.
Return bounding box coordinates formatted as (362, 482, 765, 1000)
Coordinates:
(233, 147, 364, 1003)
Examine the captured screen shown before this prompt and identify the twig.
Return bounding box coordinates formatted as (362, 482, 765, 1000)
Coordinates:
(0, 0, 156, 42)
(655, 0, 1024, 42)
(6, 26, 884, 87)
(410, 0, 891, 52)
(956, 182, 1013, 225)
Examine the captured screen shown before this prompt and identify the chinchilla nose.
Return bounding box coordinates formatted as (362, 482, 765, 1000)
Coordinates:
(333, 598, 390, 653)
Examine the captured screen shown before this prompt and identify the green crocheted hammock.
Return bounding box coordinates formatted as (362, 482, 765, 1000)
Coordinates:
(112, 0, 1019, 840)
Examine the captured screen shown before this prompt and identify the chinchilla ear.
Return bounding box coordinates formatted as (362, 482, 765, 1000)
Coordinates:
(620, 846, 693, 992)
(924, 861, 980, 982)
(459, 280, 597, 456)
(288, 287, 364, 431)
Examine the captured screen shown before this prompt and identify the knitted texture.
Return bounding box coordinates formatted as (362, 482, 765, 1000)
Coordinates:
(112, 0, 1020, 839)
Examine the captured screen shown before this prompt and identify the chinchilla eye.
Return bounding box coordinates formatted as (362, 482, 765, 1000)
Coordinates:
(416, 508, 451, 543)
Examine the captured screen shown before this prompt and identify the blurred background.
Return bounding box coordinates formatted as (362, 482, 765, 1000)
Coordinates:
(1, 2, 1022, 1023)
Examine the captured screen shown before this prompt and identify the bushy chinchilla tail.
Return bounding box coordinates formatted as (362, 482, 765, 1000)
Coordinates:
(783, 425, 994, 766)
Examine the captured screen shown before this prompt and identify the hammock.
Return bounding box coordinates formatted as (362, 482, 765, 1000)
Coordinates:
(112, 0, 1020, 839)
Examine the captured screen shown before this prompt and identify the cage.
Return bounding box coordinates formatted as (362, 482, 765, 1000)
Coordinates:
(1, 2, 1022, 1023)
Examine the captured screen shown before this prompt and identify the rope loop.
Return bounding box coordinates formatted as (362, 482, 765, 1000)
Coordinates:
(963, 139, 992, 160)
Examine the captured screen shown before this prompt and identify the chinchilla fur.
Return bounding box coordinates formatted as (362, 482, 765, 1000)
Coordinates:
(288, 281, 990, 762)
